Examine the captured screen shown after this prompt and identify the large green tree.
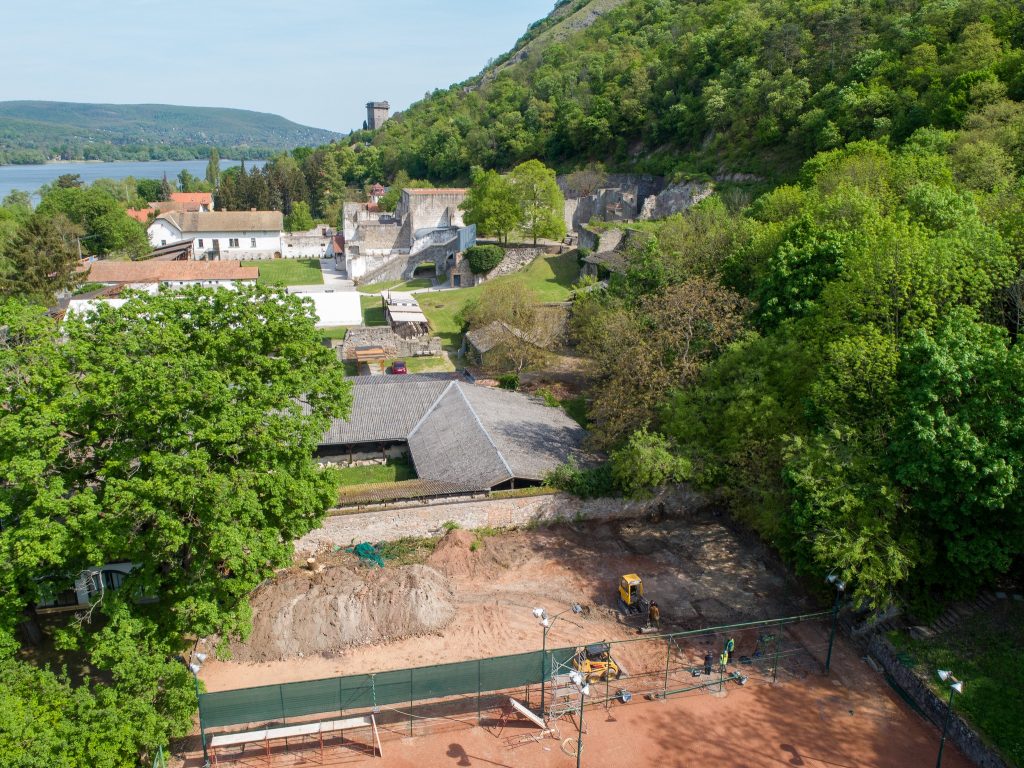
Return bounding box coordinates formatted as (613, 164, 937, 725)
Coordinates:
(460, 167, 520, 243)
(508, 160, 566, 244)
(891, 309, 1024, 595)
(0, 286, 351, 758)
(0, 212, 83, 301)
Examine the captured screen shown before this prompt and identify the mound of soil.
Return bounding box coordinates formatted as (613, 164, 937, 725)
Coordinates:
(426, 528, 478, 578)
(232, 563, 455, 663)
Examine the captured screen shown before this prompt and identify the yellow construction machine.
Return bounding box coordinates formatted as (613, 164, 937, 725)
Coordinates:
(572, 642, 622, 683)
(617, 573, 650, 619)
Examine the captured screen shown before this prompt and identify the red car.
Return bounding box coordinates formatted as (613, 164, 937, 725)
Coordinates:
(391, 361, 408, 375)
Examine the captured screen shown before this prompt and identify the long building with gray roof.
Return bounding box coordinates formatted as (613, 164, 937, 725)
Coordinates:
(320, 375, 586, 492)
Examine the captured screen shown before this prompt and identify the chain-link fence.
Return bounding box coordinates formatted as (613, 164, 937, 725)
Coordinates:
(198, 610, 834, 746)
(545, 610, 834, 714)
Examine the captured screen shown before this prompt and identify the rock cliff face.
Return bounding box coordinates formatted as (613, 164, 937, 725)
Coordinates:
(639, 181, 716, 220)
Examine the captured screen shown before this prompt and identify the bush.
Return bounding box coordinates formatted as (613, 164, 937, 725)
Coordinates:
(545, 459, 619, 499)
(498, 373, 519, 390)
(465, 245, 505, 274)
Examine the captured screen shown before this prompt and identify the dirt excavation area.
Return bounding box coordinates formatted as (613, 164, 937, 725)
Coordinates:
(202, 513, 815, 691)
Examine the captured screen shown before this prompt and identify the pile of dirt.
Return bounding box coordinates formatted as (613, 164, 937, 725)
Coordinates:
(231, 563, 455, 663)
(426, 528, 478, 578)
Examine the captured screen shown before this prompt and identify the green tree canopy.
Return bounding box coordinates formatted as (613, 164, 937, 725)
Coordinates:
(0, 286, 351, 757)
(508, 160, 566, 244)
(460, 167, 520, 243)
(284, 200, 315, 232)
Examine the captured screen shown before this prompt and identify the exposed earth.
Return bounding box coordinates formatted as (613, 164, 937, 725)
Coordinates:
(202, 514, 814, 691)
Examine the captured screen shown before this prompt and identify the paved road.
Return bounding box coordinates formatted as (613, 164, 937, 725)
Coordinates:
(318, 258, 355, 290)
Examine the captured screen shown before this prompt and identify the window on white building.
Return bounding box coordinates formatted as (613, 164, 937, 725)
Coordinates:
(198, 239, 204, 248)
(161, 240, 167, 246)
(229, 238, 240, 248)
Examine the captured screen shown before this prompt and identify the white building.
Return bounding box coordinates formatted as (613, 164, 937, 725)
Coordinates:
(148, 210, 284, 260)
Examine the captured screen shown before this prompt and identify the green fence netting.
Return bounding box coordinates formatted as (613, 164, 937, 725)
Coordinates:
(200, 646, 577, 729)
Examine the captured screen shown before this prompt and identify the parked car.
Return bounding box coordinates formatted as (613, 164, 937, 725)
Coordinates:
(391, 360, 408, 374)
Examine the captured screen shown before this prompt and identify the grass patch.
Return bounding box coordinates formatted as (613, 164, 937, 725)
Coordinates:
(336, 458, 416, 487)
(321, 326, 348, 341)
(419, 251, 579, 350)
(376, 536, 440, 566)
(245, 258, 323, 286)
(357, 278, 433, 294)
(488, 486, 558, 500)
(360, 295, 387, 326)
(387, 355, 455, 374)
(890, 601, 1024, 765)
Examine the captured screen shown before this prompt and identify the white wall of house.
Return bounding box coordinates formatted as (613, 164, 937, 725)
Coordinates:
(148, 219, 182, 247)
(147, 222, 282, 260)
(190, 232, 282, 260)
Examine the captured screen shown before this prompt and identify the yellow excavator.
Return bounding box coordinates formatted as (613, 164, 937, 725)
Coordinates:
(617, 573, 650, 619)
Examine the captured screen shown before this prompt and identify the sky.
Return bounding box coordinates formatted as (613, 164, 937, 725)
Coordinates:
(0, 0, 556, 133)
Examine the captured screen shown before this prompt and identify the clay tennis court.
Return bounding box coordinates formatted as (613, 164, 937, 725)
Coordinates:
(177, 630, 970, 767)
(175, 517, 972, 767)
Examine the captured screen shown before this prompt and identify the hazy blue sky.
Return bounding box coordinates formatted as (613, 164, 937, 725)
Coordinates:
(1, 0, 555, 133)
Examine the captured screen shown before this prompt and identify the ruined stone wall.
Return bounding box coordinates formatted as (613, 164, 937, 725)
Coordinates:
(639, 181, 716, 220)
(398, 191, 467, 233)
(296, 485, 706, 553)
(339, 326, 442, 360)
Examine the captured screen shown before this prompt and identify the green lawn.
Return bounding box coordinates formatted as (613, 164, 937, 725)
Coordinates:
(418, 251, 579, 349)
(321, 327, 348, 341)
(360, 295, 387, 326)
(357, 278, 433, 294)
(245, 258, 324, 286)
(387, 355, 455, 374)
(336, 458, 416, 487)
(889, 601, 1024, 766)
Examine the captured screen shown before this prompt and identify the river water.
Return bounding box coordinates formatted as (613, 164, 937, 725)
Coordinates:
(0, 159, 265, 203)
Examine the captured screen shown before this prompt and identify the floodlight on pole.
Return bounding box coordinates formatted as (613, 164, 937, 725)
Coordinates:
(824, 571, 846, 674)
(935, 670, 964, 768)
(535, 602, 585, 722)
(568, 669, 589, 768)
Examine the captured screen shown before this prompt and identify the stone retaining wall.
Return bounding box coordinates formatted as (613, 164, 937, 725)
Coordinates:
(296, 485, 705, 554)
(339, 326, 442, 360)
(867, 634, 1010, 768)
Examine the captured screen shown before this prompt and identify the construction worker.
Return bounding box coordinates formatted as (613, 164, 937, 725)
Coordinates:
(704, 651, 714, 675)
(648, 601, 661, 630)
(723, 637, 735, 664)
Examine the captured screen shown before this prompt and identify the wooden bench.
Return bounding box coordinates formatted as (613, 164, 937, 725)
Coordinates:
(208, 714, 382, 765)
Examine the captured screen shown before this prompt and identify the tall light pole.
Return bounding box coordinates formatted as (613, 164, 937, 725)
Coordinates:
(532, 603, 583, 721)
(187, 652, 210, 768)
(824, 573, 845, 674)
(568, 670, 589, 768)
(936, 670, 964, 768)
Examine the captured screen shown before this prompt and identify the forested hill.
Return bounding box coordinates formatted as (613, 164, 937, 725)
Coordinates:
(0, 101, 342, 164)
(367, 0, 1024, 182)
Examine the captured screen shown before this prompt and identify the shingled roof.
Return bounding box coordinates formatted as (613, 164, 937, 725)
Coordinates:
(156, 210, 284, 233)
(321, 376, 586, 491)
(81, 259, 259, 283)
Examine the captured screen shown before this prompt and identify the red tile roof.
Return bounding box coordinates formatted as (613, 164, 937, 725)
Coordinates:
(169, 192, 213, 206)
(125, 208, 152, 223)
(81, 259, 259, 283)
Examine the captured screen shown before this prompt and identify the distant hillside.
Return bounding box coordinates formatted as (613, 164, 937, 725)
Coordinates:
(365, 0, 1024, 182)
(0, 102, 343, 164)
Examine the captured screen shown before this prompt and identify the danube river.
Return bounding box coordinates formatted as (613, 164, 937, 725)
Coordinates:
(0, 159, 265, 202)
